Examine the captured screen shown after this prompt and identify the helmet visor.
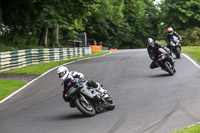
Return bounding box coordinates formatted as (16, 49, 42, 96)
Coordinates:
(58, 72, 65, 78)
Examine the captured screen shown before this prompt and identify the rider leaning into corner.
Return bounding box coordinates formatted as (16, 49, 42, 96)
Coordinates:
(147, 38, 175, 72)
(57, 66, 110, 106)
(166, 27, 182, 49)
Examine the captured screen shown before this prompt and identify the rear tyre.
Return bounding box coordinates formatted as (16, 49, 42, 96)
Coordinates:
(105, 97, 115, 110)
(75, 97, 96, 117)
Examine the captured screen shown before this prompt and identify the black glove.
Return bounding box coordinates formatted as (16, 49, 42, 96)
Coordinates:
(74, 74, 80, 78)
(151, 57, 155, 60)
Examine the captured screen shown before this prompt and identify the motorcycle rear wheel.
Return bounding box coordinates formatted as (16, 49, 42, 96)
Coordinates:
(105, 97, 115, 110)
(75, 97, 96, 117)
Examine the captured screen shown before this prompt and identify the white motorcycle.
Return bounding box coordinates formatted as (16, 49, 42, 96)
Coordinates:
(169, 36, 181, 59)
(62, 79, 115, 116)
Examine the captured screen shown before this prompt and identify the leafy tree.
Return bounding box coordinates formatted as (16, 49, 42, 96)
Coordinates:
(1, 0, 99, 47)
(85, 0, 160, 49)
(159, 0, 200, 29)
(85, 0, 124, 48)
(121, 0, 159, 48)
(0, 1, 2, 25)
(1, 0, 36, 46)
(159, 0, 200, 45)
(32, 0, 100, 47)
(181, 27, 200, 46)
(1, 0, 199, 50)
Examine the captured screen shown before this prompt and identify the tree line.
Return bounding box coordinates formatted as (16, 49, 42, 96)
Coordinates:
(0, 0, 199, 51)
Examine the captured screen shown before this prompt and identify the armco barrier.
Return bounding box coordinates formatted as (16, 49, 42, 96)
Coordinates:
(0, 47, 91, 72)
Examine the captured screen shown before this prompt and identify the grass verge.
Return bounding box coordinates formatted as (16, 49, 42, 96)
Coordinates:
(156, 40, 167, 46)
(4, 51, 109, 74)
(182, 46, 200, 63)
(171, 123, 200, 133)
(0, 79, 27, 100)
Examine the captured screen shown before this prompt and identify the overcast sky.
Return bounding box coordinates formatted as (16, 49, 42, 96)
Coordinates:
(154, 0, 162, 4)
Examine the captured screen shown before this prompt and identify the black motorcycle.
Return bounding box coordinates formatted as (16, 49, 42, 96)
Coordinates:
(62, 79, 115, 116)
(157, 53, 176, 76)
(169, 36, 181, 59)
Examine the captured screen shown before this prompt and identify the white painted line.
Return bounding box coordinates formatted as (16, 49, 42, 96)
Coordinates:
(182, 53, 200, 69)
(0, 52, 112, 104)
(188, 122, 200, 128)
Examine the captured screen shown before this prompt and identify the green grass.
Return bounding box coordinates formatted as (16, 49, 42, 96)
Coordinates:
(0, 79, 27, 100)
(156, 40, 167, 46)
(4, 51, 109, 74)
(182, 46, 200, 63)
(171, 123, 200, 133)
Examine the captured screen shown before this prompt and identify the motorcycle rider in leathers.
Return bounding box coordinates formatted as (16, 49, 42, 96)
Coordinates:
(166, 27, 182, 49)
(147, 38, 175, 71)
(57, 66, 109, 106)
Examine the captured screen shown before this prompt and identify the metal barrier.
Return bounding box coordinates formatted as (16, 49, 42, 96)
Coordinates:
(0, 47, 91, 72)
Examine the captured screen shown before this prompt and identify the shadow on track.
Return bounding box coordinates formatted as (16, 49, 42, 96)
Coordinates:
(46, 113, 88, 121)
(47, 110, 110, 121)
(149, 73, 171, 78)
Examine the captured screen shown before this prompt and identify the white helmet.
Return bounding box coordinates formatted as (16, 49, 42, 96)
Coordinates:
(57, 66, 69, 81)
(147, 38, 154, 46)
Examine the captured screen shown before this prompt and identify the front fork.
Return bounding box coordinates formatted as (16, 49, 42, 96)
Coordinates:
(169, 56, 175, 68)
(79, 94, 90, 105)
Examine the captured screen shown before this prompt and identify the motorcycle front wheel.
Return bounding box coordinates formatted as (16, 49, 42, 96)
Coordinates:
(164, 61, 174, 76)
(74, 96, 96, 117)
(176, 47, 181, 59)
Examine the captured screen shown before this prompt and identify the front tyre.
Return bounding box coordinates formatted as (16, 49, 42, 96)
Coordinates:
(164, 61, 174, 76)
(176, 47, 181, 59)
(74, 97, 96, 117)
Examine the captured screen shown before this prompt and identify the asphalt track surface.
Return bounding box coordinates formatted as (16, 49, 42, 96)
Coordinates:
(0, 49, 200, 133)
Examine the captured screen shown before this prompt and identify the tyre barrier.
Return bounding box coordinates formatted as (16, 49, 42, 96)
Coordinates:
(0, 47, 91, 72)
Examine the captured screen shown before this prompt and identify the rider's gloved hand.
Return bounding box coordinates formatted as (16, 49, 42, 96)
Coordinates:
(78, 77, 84, 83)
(151, 57, 155, 60)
